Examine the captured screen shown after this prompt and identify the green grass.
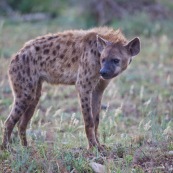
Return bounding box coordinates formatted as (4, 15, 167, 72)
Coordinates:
(0, 15, 173, 172)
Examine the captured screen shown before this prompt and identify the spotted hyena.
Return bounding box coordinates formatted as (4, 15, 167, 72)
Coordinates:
(1, 27, 140, 149)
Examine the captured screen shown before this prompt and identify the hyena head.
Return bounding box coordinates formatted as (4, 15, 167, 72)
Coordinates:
(97, 35, 140, 80)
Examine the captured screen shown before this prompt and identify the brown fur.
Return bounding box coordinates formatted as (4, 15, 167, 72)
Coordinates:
(1, 27, 140, 149)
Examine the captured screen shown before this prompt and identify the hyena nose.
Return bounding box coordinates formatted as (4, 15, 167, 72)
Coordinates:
(100, 69, 109, 77)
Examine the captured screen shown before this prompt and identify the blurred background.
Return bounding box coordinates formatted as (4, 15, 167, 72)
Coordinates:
(0, 0, 173, 172)
(1, 0, 173, 34)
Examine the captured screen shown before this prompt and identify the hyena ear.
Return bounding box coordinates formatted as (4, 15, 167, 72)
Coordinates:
(125, 37, 140, 56)
(96, 35, 110, 53)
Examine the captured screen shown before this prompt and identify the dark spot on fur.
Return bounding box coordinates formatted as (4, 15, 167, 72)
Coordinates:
(22, 54, 26, 62)
(43, 44, 48, 48)
(44, 49, 49, 54)
(33, 59, 37, 65)
(87, 108, 90, 113)
(12, 67, 16, 72)
(26, 56, 29, 64)
(50, 42, 53, 47)
(12, 116, 19, 124)
(48, 36, 54, 40)
(24, 93, 31, 100)
(40, 62, 44, 67)
(27, 95, 31, 100)
(89, 40, 92, 45)
(46, 56, 50, 61)
(60, 54, 64, 59)
(72, 49, 76, 54)
(27, 68, 30, 76)
(28, 82, 33, 88)
(18, 72, 22, 79)
(86, 90, 90, 94)
(53, 50, 57, 56)
(35, 46, 40, 51)
(16, 55, 19, 62)
(15, 108, 21, 114)
(67, 63, 71, 68)
(67, 40, 72, 46)
(72, 57, 75, 63)
(56, 45, 60, 50)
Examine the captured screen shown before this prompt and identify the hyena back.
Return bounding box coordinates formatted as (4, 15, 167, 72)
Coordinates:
(1, 27, 140, 149)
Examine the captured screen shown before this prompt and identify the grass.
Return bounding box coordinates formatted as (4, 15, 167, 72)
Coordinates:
(0, 16, 173, 172)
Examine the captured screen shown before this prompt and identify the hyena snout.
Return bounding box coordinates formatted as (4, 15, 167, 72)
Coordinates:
(100, 62, 120, 80)
(99, 68, 112, 79)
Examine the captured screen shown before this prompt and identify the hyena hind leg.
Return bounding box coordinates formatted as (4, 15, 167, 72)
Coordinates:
(17, 81, 42, 146)
(1, 97, 32, 149)
(1, 79, 40, 149)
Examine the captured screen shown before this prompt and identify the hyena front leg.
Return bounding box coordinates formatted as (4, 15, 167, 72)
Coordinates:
(92, 79, 110, 144)
(17, 80, 42, 146)
(76, 83, 98, 149)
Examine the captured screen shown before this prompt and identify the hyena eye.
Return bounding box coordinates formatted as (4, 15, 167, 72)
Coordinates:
(112, 58, 120, 64)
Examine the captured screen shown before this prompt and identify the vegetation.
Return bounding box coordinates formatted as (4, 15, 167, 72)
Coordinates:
(0, 0, 173, 172)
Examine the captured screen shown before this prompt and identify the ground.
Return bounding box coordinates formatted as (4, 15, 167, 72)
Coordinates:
(0, 18, 173, 172)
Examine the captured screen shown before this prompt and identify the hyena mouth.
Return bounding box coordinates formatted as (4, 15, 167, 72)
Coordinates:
(100, 72, 120, 80)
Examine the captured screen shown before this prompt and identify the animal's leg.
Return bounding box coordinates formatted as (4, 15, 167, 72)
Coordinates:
(76, 84, 98, 148)
(2, 97, 32, 149)
(17, 81, 42, 146)
(92, 79, 109, 144)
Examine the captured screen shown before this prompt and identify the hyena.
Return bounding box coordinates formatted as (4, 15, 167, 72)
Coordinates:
(1, 27, 140, 150)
